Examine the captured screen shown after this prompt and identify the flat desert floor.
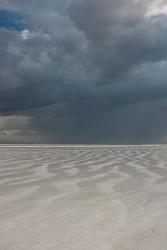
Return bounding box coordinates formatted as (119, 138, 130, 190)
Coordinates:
(0, 145, 167, 250)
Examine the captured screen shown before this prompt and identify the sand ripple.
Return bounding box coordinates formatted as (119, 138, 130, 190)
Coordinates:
(0, 145, 167, 249)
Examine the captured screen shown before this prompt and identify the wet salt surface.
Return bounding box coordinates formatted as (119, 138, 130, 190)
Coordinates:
(0, 145, 167, 250)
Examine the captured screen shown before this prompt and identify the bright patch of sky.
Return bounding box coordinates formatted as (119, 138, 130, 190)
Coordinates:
(20, 29, 30, 40)
(147, 1, 167, 16)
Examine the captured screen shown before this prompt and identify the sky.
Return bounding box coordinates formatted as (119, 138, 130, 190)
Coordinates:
(0, 0, 167, 144)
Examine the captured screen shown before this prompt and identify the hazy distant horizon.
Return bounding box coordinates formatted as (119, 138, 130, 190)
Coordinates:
(0, 143, 166, 147)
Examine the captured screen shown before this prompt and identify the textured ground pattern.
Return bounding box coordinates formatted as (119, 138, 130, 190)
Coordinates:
(0, 145, 167, 250)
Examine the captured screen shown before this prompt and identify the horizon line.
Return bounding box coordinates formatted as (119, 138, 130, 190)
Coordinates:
(0, 144, 166, 147)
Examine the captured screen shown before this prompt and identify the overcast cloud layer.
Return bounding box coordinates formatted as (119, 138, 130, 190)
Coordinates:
(0, 0, 167, 144)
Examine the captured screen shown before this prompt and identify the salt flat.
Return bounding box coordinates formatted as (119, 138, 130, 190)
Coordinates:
(0, 145, 167, 250)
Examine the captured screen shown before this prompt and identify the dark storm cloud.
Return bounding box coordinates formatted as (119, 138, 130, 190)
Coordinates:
(70, 0, 167, 81)
(0, 0, 167, 143)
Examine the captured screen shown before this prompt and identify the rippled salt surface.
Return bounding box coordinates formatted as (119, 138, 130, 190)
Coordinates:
(0, 145, 167, 250)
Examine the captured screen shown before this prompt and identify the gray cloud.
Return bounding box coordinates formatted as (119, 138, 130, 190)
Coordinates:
(0, 0, 167, 143)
